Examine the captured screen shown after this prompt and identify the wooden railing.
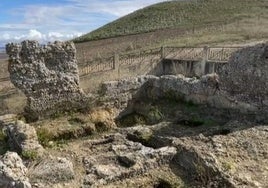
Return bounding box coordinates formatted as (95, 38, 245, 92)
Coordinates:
(163, 46, 242, 62)
(0, 46, 242, 84)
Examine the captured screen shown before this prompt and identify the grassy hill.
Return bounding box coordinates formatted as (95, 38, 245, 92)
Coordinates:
(74, 0, 268, 43)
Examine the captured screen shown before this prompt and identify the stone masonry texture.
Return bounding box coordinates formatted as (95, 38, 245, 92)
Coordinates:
(6, 40, 87, 121)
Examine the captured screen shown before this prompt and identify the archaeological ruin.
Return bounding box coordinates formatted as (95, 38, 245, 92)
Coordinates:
(6, 40, 88, 121)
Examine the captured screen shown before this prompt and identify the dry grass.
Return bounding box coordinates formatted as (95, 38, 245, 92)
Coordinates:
(151, 16, 268, 47)
(74, 0, 268, 61)
(88, 107, 117, 131)
(75, 18, 268, 62)
(0, 59, 9, 78)
(0, 92, 26, 115)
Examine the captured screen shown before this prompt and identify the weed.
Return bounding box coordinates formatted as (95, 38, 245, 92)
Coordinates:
(222, 161, 236, 172)
(0, 130, 9, 155)
(0, 130, 6, 142)
(68, 117, 86, 126)
(146, 106, 164, 124)
(117, 113, 146, 127)
(95, 122, 110, 132)
(36, 128, 54, 147)
(21, 150, 38, 160)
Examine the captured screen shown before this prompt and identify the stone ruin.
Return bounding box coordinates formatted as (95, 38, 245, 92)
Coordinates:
(6, 40, 87, 121)
(218, 43, 268, 109)
(101, 43, 268, 122)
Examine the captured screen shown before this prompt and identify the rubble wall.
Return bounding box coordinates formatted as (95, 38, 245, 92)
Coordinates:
(6, 40, 87, 120)
(218, 43, 268, 109)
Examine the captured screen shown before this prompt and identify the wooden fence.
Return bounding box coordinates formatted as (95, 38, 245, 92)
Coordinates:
(79, 47, 162, 77)
(78, 46, 242, 77)
(163, 46, 242, 62)
(0, 46, 242, 92)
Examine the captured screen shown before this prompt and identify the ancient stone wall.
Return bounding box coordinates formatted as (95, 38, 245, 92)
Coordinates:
(101, 43, 268, 122)
(6, 40, 87, 121)
(218, 43, 268, 109)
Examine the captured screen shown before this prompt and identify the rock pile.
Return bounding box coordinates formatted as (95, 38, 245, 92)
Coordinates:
(6, 40, 87, 121)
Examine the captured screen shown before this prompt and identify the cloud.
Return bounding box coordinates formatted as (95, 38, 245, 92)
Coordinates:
(0, 0, 168, 46)
(28, 29, 43, 40)
(67, 0, 169, 17)
(0, 29, 83, 46)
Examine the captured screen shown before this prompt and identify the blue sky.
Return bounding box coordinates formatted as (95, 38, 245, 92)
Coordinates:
(0, 0, 168, 47)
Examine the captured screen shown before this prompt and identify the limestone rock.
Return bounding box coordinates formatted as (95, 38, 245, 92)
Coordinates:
(6, 40, 87, 121)
(0, 151, 31, 188)
(0, 114, 17, 126)
(102, 66, 267, 122)
(82, 133, 177, 187)
(172, 123, 268, 187)
(5, 120, 44, 156)
(29, 156, 75, 184)
(101, 75, 157, 110)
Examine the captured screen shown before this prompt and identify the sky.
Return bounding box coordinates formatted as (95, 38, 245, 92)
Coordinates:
(0, 0, 168, 47)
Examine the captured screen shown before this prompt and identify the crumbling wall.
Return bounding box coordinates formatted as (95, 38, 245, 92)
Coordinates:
(100, 44, 268, 122)
(218, 43, 268, 109)
(6, 40, 87, 121)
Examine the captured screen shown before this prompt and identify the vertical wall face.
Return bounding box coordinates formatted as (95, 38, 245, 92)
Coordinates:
(218, 43, 268, 107)
(6, 40, 87, 120)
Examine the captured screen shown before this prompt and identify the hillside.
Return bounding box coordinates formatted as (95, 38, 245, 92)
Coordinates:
(74, 0, 268, 43)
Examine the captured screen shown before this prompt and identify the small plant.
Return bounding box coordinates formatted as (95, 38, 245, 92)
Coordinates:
(222, 161, 236, 172)
(146, 106, 164, 124)
(0, 130, 6, 142)
(68, 117, 86, 126)
(194, 162, 207, 183)
(116, 113, 146, 127)
(52, 139, 68, 149)
(0, 130, 9, 155)
(37, 128, 54, 147)
(21, 150, 38, 160)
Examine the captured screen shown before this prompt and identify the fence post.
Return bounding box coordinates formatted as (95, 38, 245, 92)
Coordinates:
(161, 46, 165, 59)
(203, 46, 209, 62)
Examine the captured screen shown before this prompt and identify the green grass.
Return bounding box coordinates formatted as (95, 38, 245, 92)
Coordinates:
(21, 150, 39, 160)
(74, 0, 268, 43)
(36, 128, 54, 147)
(0, 130, 9, 155)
